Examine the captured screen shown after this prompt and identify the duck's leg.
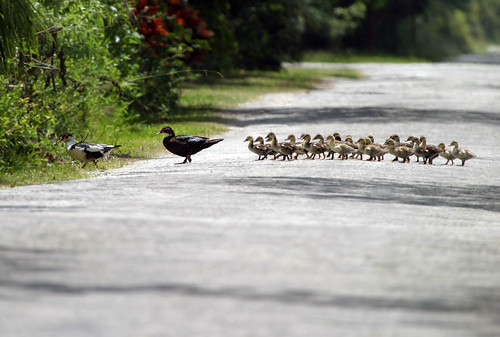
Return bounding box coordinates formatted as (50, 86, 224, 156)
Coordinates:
(81, 161, 87, 168)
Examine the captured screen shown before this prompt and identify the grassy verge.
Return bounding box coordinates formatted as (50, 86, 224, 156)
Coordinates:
(1, 67, 361, 187)
(303, 50, 429, 63)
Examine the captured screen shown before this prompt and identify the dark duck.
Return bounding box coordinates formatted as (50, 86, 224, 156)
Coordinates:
(157, 126, 223, 164)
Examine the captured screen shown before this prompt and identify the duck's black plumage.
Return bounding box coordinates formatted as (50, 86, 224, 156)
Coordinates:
(157, 126, 223, 164)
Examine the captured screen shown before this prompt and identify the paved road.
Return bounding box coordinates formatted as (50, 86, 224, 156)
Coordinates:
(1, 61, 500, 337)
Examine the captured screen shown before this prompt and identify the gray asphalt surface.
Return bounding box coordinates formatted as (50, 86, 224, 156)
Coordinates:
(1, 59, 500, 337)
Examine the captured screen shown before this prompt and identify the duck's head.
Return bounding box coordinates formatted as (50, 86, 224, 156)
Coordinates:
(357, 138, 366, 144)
(384, 139, 395, 147)
(438, 142, 446, 150)
(255, 136, 265, 144)
(390, 134, 399, 141)
(407, 136, 415, 142)
(449, 140, 459, 147)
(157, 126, 174, 135)
(265, 132, 276, 141)
(59, 133, 74, 142)
(332, 132, 341, 141)
(326, 135, 335, 142)
(286, 134, 296, 142)
(244, 136, 253, 142)
(313, 134, 324, 141)
(367, 135, 375, 143)
(300, 133, 310, 141)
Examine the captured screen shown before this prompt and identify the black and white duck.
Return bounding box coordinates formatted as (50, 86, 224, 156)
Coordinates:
(450, 140, 476, 166)
(157, 126, 223, 164)
(59, 133, 121, 168)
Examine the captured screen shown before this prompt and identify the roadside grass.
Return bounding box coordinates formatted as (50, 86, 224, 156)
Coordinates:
(179, 67, 362, 109)
(1, 67, 361, 187)
(303, 50, 429, 63)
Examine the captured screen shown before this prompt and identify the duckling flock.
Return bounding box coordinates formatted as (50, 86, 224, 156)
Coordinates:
(245, 132, 476, 166)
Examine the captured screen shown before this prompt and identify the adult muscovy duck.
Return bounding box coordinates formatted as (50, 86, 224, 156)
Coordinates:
(59, 133, 121, 168)
(156, 126, 223, 164)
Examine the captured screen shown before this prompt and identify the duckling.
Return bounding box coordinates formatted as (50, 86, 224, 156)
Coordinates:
(358, 138, 386, 161)
(389, 134, 412, 148)
(255, 136, 279, 160)
(313, 134, 330, 159)
(366, 136, 388, 161)
(438, 142, 455, 165)
(327, 135, 356, 160)
(450, 140, 476, 166)
(332, 132, 343, 142)
(345, 136, 362, 160)
(407, 136, 426, 163)
(286, 134, 309, 159)
(419, 136, 441, 165)
(300, 133, 325, 160)
(384, 139, 414, 163)
(244, 136, 272, 160)
(266, 132, 295, 161)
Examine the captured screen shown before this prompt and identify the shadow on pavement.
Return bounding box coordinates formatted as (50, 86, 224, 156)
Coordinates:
(225, 107, 500, 127)
(225, 176, 500, 213)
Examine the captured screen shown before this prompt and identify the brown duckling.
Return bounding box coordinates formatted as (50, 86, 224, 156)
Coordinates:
(266, 132, 295, 161)
(407, 136, 426, 163)
(300, 133, 325, 159)
(244, 136, 272, 160)
(366, 136, 388, 161)
(255, 136, 278, 159)
(286, 134, 309, 159)
(419, 136, 441, 165)
(450, 140, 476, 166)
(384, 139, 414, 163)
(390, 134, 412, 148)
(327, 135, 356, 160)
(313, 134, 330, 159)
(438, 142, 455, 165)
(358, 138, 386, 161)
(345, 136, 362, 159)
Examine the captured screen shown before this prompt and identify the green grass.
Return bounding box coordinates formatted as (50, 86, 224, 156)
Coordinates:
(303, 50, 429, 63)
(1, 67, 360, 187)
(178, 67, 362, 109)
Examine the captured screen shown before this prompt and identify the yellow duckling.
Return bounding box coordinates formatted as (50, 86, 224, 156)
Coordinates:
(266, 132, 295, 161)
(244, 136, 273, 160)
(300, 133, 325, 160)
(449, 140, 476, 166)
(384, 138, 414, 163)
(327, 135, 355, 160)
(438, 143, 455, 165)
